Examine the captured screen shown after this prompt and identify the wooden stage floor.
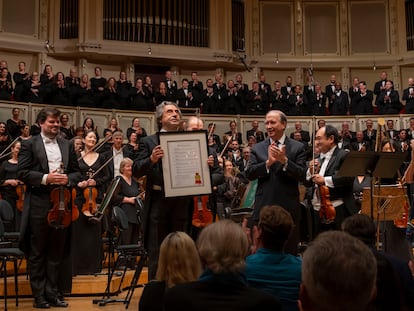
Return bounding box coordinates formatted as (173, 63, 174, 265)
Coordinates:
(1, 267, 147, 311)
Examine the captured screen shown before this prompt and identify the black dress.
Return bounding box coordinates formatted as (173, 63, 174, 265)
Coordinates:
(0, 160, 21, 231)
(112, 176, 141, 245)
(71, 153, 111, 275)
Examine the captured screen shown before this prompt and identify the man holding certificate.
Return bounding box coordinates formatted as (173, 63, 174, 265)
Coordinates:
(133, 102, 192, 280)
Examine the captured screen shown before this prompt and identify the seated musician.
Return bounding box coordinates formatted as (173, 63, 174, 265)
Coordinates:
(305, 125, 356, 233)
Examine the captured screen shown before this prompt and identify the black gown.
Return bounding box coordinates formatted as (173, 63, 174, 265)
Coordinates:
(0, 160, 21, 231)
(71, 153, 111, 275)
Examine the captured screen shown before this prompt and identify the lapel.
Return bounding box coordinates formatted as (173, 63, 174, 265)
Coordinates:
(34, 135, 49, 173)
(57, 138, 68, 169)
(325, 147, 339, 174)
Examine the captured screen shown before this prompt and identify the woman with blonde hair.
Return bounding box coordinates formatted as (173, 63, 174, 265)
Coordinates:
(164, 220, 281, 310)
(139, 231, 201, 311)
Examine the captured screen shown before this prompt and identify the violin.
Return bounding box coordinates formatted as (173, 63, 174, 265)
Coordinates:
(318, 185, 336, 223)
(71, 188, 79, 221)
(47, 163, 72, 229)
(192, 196, 213, 228)
(15, 183, 26, 212)
(82, 186, 98, 217)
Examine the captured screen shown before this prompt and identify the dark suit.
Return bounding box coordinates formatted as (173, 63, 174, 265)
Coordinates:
(133, 134, 191, 280)
(402, 87, 414, 114)
(330, 91, 349, 115)
(352, 91, 374, 115)
(290, 130, 310, 144)
(246, 128, 265, 142)
(245, 137, 306, 254)
(377, 89, 401, 115)
(18, 135, 81, 302)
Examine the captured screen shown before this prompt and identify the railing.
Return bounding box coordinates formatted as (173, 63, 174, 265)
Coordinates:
(0, 100, 413, 146)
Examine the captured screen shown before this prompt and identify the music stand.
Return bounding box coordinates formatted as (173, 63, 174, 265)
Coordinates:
(338, 151, 406, 219)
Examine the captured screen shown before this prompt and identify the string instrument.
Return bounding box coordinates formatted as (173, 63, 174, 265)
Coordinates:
(192, 196, 213, 228)
(77, 134, 112, 161)
(47, 162, 72, 229)
(15, 183, 26, 212)
(311, 119, 336, 224)
(81, 169, 98, 217)
(80, 147, 124, 217)
(0, 136, 19, 158)
(71, 187, 79, 221)
(318, 184, 336, 223)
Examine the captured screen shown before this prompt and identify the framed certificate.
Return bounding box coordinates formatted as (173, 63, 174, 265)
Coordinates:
(158, 130, 212, 197)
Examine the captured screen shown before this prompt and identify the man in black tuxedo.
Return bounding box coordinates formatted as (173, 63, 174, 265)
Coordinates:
(289, 121, 310, 144)
(163, 70, 178, 98)
(245, 110, 307, 254)
(133, 102, 191, 280)
(306, 125, 356, 232)
(246, 120, 265, 143)
(325, 74, 337, 108)
(330, 83, 349, 115)
(352, 81, 374, 115)
(18, 107, 81, 308)
(176, 78, 196, 109)
(402, 77, 414, 114)
(373, 70, 388, 97)
(362, 119, 377, 147)
(377, 80, 401, 115)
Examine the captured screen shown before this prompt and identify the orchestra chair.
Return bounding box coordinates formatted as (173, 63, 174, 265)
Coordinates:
(0, 200, 25, 311)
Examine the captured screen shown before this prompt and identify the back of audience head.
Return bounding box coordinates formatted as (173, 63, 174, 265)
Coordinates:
(299, 231, 377, 311)
(341, 214, 376, 246)
(197, 219, 249, 274)
(156, 231, 201, 288)
(257, 205, 294, 252)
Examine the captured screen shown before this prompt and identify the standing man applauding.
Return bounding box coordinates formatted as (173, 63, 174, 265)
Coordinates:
(245, 110, 306, 255)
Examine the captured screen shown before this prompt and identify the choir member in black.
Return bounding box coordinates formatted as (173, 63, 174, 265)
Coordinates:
(377, 80, 401, 115)
(352, 81, 374, 115)
(124, 132, 139, 160)
(402, 77, 414, 114)
(200, 83, 218, 114)
(13, 62, 31, 102)
(65, 68, 80, 106)
(189, 72, 203, 103)
(309, 84, 327, 116)
(223, 80, 243, 115)
(6, 107, 25, 140)
(117, 71, 132, 110)
(224, 120, 243, 145)
(330, 82, 349, 115)
(59, 113, 74, 140)
(40, 64, 55, 104)
(72, 130, 111, 275)
(50, 72, 71, 106)
(0, 67, 13, 100)
(103, 117, 121, 137)
(130, 78, 152, 111)
(24, 72, 44, 104)
(247, 81, 269, 114)
(19, 123, 32, 141)
(348, 77, 360, 113)
(235, 73, 249, 113)
(288, 85, 308, 116)
(144, 75, 154, 103)
(102, 77, 120, 109)
(154, 81, 175, 106)
(82, 117, 99, 141)
(176, 78, 197, 109)
(126, 117, 148, 140)
(0, 141, 23, 231)
(271, 80, 287, 113)
(30, 114, 41, 136)
(76, 74, 95, 108)
(164, 70, 178, 98)
(0, 121, 11, 160)
(90, 67, 107, 108)
(112, 158, 142, 246)
(0, 60, 12, 82)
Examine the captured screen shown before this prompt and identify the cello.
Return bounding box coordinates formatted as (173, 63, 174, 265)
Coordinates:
(47, 162, 72, 229)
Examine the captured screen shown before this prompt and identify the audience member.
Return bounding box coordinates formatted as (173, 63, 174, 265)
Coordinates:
(164, 220, 282, 310)
(139, 231, 202, 311)
(298, 231, 377, 311)
(245, 205, 302, 311)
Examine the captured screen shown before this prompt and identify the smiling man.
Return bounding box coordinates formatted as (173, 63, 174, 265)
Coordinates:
(245, 110, 307, 255)
(133, 101, 191, 280)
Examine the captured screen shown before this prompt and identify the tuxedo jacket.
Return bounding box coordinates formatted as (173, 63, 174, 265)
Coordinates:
(17, 135, 81, 254)
(402, 87, 414, 114)
(377, 89, 401, 114)
(245, 137, 307, 221)
(352, 91, 374, 115)
(330, 91, 349, 115)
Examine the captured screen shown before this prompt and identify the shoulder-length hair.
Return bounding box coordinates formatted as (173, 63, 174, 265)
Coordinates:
(156, 231, 201, 288)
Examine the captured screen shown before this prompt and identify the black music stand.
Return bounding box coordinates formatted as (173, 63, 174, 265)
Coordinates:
(338, 151, 406, 219)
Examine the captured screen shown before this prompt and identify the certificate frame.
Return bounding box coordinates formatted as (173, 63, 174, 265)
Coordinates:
(158, 130, 212, 197)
